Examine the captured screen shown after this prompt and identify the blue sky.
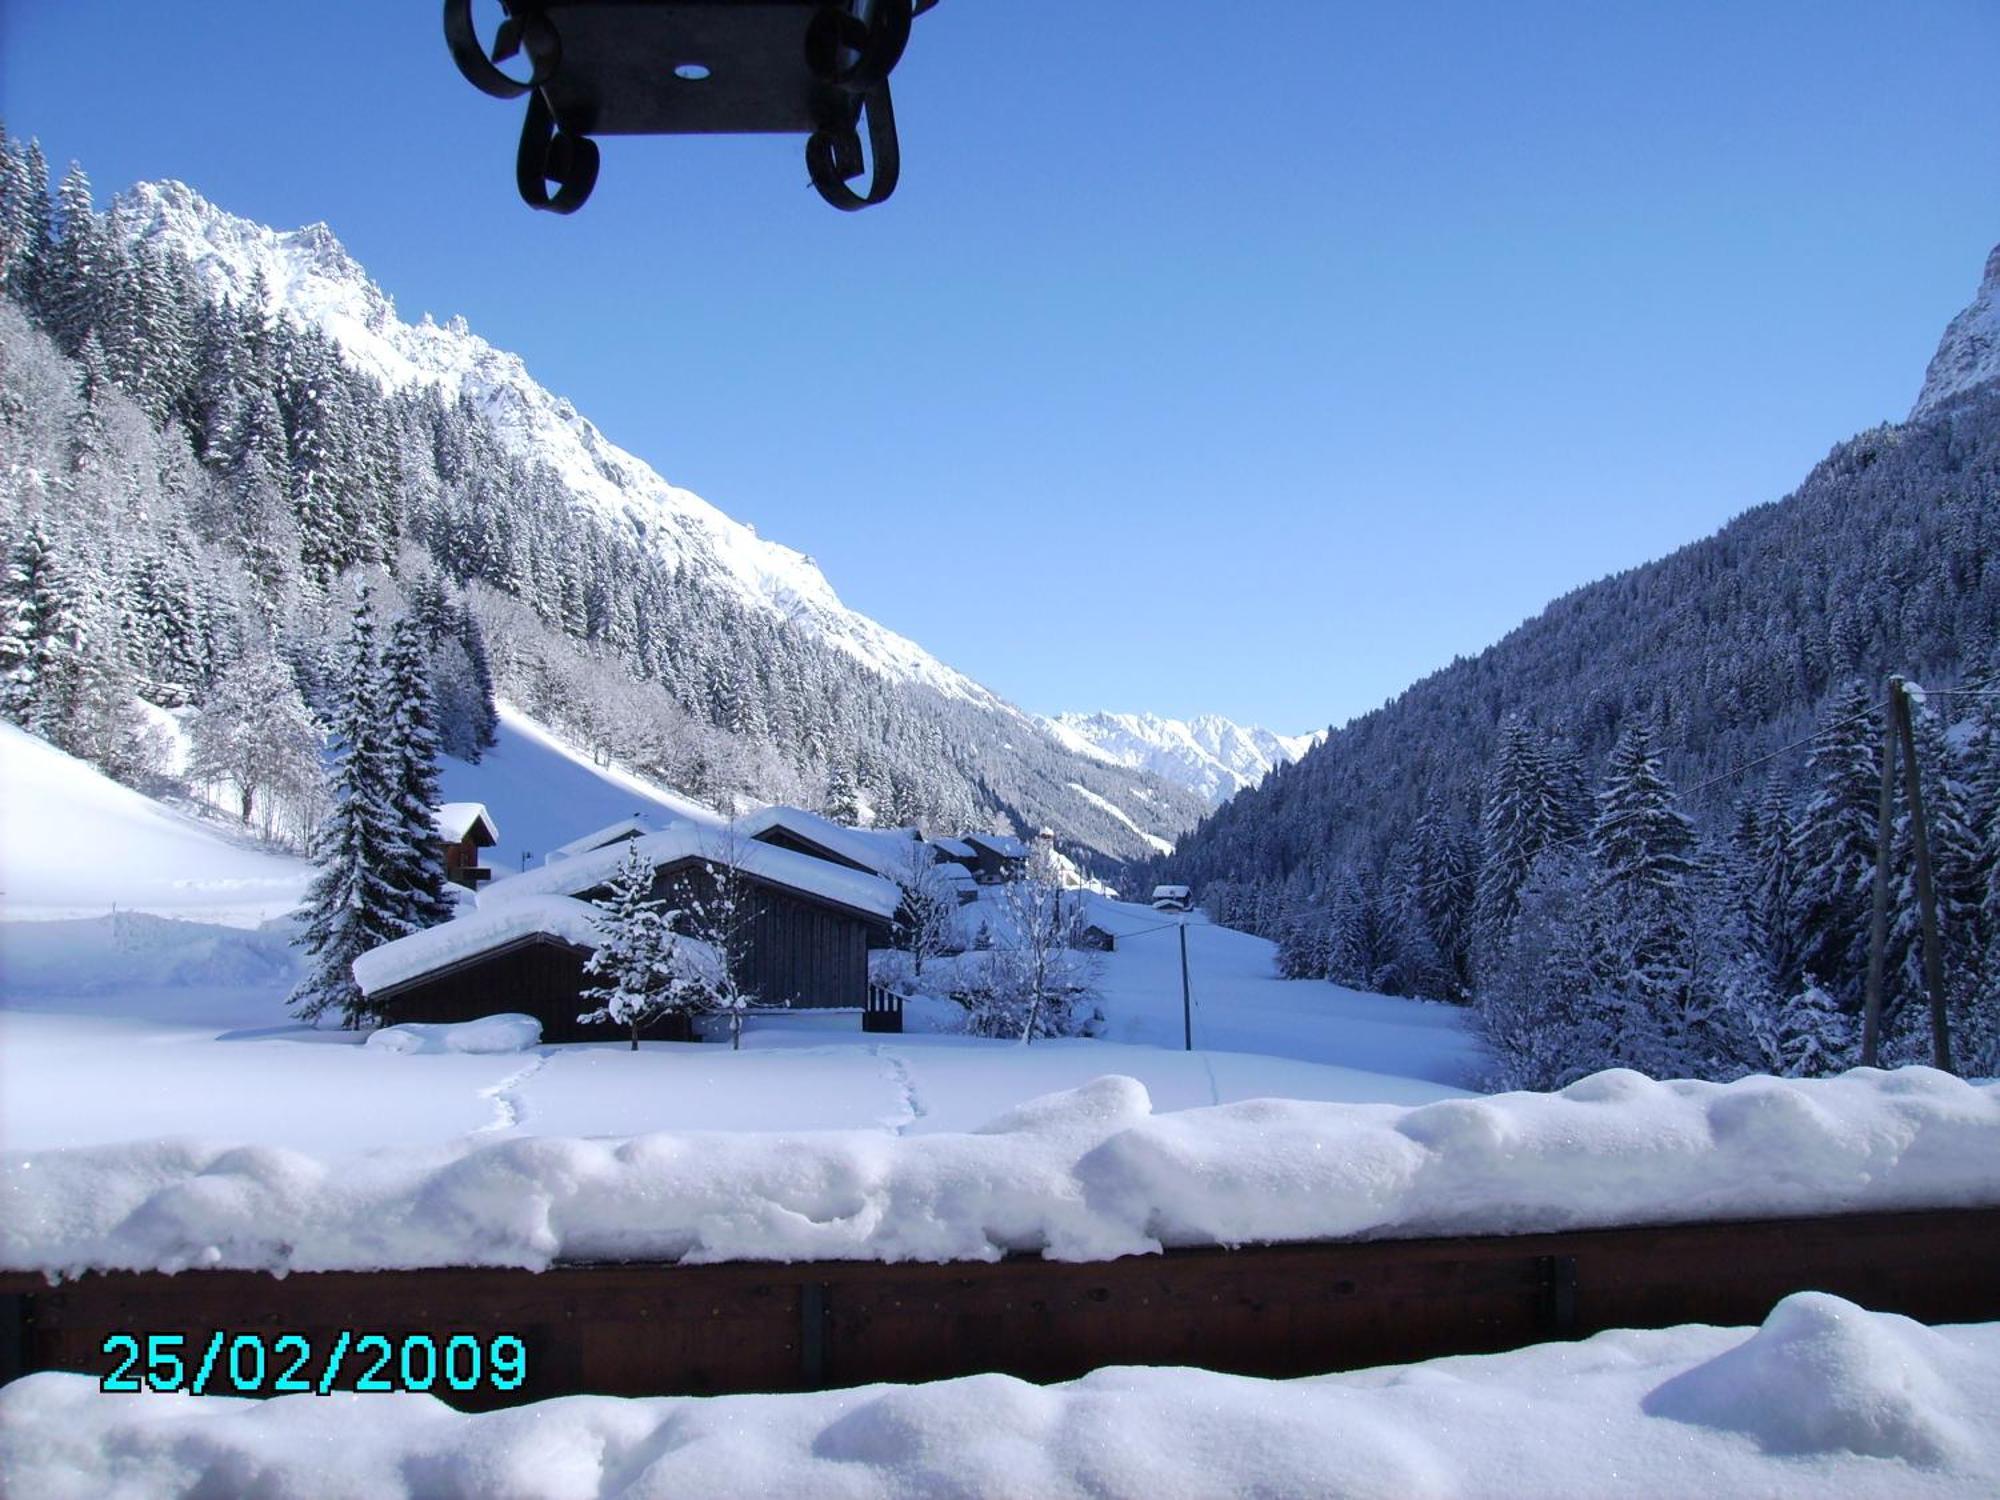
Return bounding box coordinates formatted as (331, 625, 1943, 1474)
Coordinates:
(4, 1, 1997, 733)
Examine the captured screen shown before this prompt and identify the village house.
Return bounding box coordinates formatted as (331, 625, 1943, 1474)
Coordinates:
(434, 802, 499, 890)
(1151, 884, 1193, 913)
(352, 822, 900, 1042)
(960, 831, 1030, 884)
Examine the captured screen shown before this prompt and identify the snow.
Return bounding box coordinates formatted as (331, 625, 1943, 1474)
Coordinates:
(481, 822, 902, 923)
(365, 1014, 543, 1056)
(930, 836, 976, 859)
(1913, 241, 2000, 418)
(436, 702, 719, 876)
(5, 1066, 1995, 1276)
(351, 896, 606, 997)
(1042, 710, 1325, 804)
(545, 816, 658, 863)
(111, 181, 1004, 709)
(8, 1295, 2000, 1497)
(965, 831, 1029, 860)
(431, 801, 496, 846)
(731, 804, 922, 878)
(1066, 782, 1174, 855)
(0, 720, 310, 927)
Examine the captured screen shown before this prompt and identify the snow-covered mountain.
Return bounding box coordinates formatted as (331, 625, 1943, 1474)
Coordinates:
(1913, 241, 2000, 418)
(109, 180, 995, 709)
(1043, 712, 1324, 805)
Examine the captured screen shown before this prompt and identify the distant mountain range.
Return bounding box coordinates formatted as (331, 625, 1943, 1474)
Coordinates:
(1042, 711, 1323, 805)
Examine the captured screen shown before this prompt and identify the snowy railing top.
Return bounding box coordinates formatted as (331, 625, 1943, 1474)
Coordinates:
(352, 895, 606, 996)
(480, 823, 902, 923)
(5, 1067, 1996, 1278)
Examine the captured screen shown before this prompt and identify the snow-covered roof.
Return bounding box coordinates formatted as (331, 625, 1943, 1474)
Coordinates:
(545, 815, 661, 863)
(930, 836, 977, 860)
(1152, 885, 1191, 899)
(731, 805, 920, 879)
(353, 896, 605, 996)
(434, 801, 498, 846)
(482, 824, 901, 923)
(966, 832, 1029, 860)
(937, 863, 978, 889)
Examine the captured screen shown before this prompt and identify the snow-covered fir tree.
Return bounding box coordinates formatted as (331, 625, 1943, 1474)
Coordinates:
(288, 586, 406, 1027)
(380, 614, 456, 932)
(578, 844, 717, 1049)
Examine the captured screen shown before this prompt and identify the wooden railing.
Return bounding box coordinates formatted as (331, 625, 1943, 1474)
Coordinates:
(4, 1206, 1996, 1408)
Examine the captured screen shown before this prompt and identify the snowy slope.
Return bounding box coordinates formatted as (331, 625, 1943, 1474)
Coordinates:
(1914, 242, 2000, 417)
(435, 701, 722, 878)
(0, 722, 309, 926)
(108, 181, 998, 708)
(1044, 710, 1324, 803)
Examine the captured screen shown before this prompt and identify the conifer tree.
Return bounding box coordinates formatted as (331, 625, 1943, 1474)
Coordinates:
(578, 844, 714, 1049)
(1793, 681, 1882, 1007)
(289, 587, 405, 1027)
(380, 614, 456, 932)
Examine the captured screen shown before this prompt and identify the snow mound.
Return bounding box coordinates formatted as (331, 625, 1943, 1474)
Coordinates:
(364, 1015, 543, 1056)
(3, 1067, 1996, 1277)
(0, 912, 295, 995)
(1646, 1292, 1973, 1465)
(8, 1304, 2000, 1497)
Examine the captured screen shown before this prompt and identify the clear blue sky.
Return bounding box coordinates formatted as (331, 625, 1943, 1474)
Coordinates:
(5, 1, 1997, 733)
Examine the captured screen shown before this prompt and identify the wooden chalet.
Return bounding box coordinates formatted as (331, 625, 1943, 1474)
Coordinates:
(434, 802, 499, 890)
(352, 825, 901, 1042)
(1151, 884, 1193, 913)
(962, 831, 1030, 884)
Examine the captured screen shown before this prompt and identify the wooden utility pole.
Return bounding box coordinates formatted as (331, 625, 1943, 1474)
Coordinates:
(1180, 920, 1194, 1052)
(1892, 684, 1953, 1074)
(1861, 679, 1899, 1068)
(1862, 676, 1954, 1074)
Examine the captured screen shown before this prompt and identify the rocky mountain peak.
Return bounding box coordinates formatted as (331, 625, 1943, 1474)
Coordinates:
(1911, 240, 2000, 419)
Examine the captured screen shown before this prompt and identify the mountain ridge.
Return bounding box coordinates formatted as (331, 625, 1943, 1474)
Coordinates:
(1043, 710, 1323, 804)
(111, 179, 999, 712)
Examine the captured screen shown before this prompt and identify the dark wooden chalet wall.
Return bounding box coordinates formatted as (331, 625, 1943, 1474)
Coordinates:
(378, 937, 686, 1043)
(643, 862, 876, 1008)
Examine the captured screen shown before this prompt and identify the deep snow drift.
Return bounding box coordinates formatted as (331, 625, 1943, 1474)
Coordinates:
(5, 1294, 1996, 1499)
(0, 721, 309, 926)
(5, 1068, 1994, 1276)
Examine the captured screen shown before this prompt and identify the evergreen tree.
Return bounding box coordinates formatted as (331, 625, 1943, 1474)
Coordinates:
(1472, 717, 1574, 974)
(289, 587, 405, 1027)
(0, 516, 59, 723)
(1591, 722, 1697, 907)
(380, 615, 456, 932)
(1793, 681, 1882, 1007)
(44, 164, 104, 354)
(578, 844, 716, 1049)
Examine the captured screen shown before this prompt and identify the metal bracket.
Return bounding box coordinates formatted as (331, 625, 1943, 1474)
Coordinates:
(445, 0, 937, 214)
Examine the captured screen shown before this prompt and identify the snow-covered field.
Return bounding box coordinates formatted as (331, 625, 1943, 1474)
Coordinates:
(6, 1292, 1998, 1498)
(8, 718, 2000, 1497)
